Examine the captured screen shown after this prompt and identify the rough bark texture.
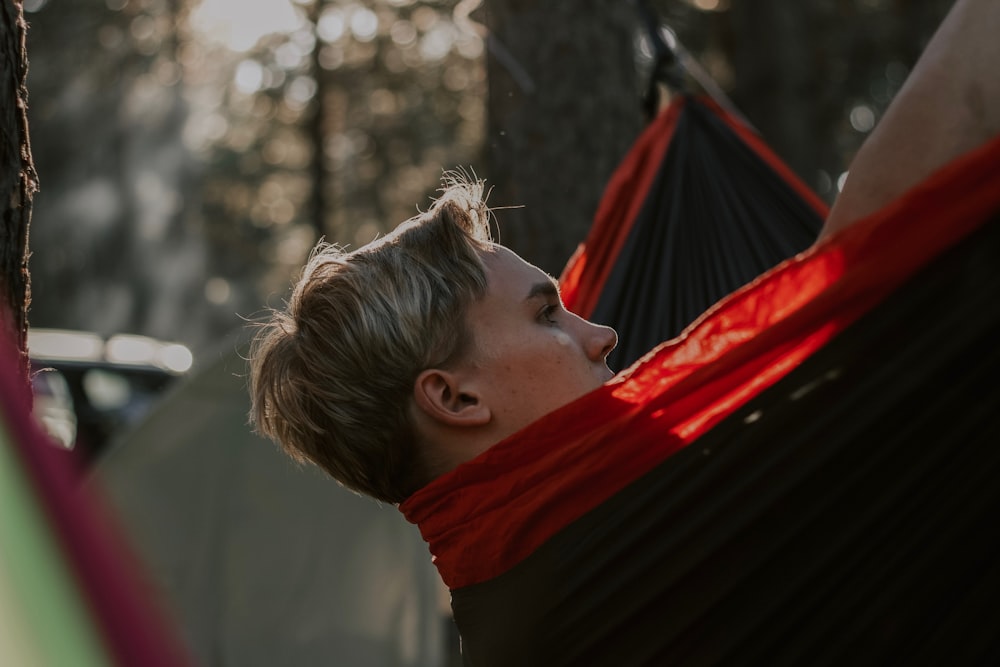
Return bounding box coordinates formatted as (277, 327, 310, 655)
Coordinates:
(0, 0, 37, 383)
(484, 0, 643, 275)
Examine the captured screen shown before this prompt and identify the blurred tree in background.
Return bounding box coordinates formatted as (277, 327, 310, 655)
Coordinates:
(483, 0, 643, 274)
(26, 0, 209, 347)
(22, 0, 955, 359)
(25, 0, 485, 356)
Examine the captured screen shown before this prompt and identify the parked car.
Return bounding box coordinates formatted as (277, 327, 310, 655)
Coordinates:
(29, 329, 193, 463)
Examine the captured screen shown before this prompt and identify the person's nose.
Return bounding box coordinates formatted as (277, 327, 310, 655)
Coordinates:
(583, 319, 618, 362)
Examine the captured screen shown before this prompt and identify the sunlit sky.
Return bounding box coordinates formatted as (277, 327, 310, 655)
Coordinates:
(190, 0, 305, 52)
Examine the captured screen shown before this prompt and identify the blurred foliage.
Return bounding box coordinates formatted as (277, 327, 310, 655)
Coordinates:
(184, 0, 486, 305)
(25, 0, 485, 354)
(22, 0, 955, 355)
(25, 0, 211, 345)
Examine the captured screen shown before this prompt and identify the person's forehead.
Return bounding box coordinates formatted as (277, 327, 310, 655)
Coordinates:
(481, 246, 553, 295)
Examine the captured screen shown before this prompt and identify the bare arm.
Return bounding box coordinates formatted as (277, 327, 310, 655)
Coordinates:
(820, 0, 1000, 240)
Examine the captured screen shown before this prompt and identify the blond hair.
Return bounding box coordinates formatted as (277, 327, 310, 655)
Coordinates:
(249, 179, 492, 503)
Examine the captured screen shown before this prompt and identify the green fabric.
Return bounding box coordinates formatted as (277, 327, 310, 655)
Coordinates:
(0, 420, 112, 666)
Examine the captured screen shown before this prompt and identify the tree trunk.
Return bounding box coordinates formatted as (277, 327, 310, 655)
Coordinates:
(484, 0, 643, 274)
(0, 0, 37, 384)
(725, 1, 825, 194)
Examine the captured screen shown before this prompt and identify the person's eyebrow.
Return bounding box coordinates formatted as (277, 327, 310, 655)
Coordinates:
(525, 276, 560, 301)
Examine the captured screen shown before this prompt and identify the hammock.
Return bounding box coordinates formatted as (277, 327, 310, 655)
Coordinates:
(560, 94, 826, 370)
(402, 129, 1000, 665)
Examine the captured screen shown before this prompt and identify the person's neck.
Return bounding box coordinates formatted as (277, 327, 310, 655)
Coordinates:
(415, 420, 508, 480)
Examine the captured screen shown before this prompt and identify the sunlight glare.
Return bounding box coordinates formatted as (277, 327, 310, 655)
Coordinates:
(420, 23, 455, 61)
(837, 171, 849, 192)
(159, 344, 195, 374)
(350, 7, 379, 42)
(286, 76, 318, 108)
(191, 0, 303, 53)
(390, 20, 417, 47)
(275, 41, 307, 69)
(317, 8, 346, 43)
(28, 330, 103, 362)
(235, 60, 265, 94)
(849, 104, 876, 132)
(204, 277, 231, 305)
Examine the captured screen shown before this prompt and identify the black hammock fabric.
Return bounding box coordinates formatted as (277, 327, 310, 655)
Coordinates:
(560, 95, 827, 371)
(401, 137, 1000, 664)
(450, 214, 1000, 666)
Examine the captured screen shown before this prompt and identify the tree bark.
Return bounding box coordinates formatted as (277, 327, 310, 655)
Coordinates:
(484, 0, 643, 274)
(0, 0, 37, 383)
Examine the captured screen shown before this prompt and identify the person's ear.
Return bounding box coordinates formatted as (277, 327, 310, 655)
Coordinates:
(412, 368, 491, 427)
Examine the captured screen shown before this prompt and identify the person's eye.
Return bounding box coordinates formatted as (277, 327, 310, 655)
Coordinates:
(538, 303, 559, 325)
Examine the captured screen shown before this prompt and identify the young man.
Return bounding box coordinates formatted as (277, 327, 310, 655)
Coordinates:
(249, 180, 616, 504)
(251, 0, 998, 507)
(250, 0, 1000, 663)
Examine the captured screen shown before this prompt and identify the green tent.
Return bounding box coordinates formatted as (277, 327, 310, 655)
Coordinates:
(94, 336, 451, 666)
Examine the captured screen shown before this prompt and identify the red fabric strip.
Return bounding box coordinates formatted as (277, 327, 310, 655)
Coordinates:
(401, 133, 1000, 590)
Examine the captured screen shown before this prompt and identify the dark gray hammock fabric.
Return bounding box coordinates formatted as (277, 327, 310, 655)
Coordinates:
(563, 96, 826, 372)
(451, 217, 1000, 666)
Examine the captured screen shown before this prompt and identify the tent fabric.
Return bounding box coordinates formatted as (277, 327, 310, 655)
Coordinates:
(400, 134, 1000, 665)
(0, 344, 191, 666)
(0, 379, 114, 667)
(559, 95, 827, 370)
(93, 339, 451, 667)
